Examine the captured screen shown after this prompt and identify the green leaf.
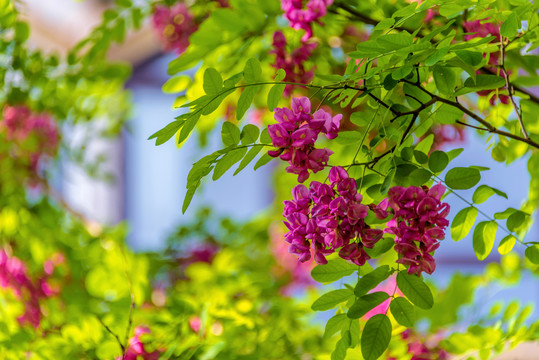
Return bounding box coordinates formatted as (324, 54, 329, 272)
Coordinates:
(240, 124, 260, 145)
(365, 237, 394, 258)
(311, 258, 357, 283)
(212, 148, 247, 181)
(331, 334, 350, 360)
(445, 167, 481, 190)
(267, 84, 286, 111)
(324, 314, 348, 339)
(428, 151, 449, 173)
(390, 297, 415, 327)
(425, 47, 450, 66)
(253, 152, 273, 170)
(455, 51, 483, 67)
(433, 65, 456, 96)
(507, 211, 527, 232)
(413, 150, 428, 164)
(148, 120, 183, 145)
(446, 148, 464, 161)
(349, 40, 385, 58)
(347, 292, 389, 319)
(233, 146, 263, 175)
(415, 134, 434, 155)
(354, 265, 391, 297)
(237, 86, 258, 120)
(408, 168, 431, 186)
(383, 74, 398, 90)
(473, 221, 498, 261)
(182, 186, 198, 214)
(274, 68, 286, 82)
(311, 289, 354, 311)
(463, 75, 506, 91)
(221, 122, 241, 147)
(162, 75, 191, 94)
(14, 21, 30, 42)
(243, 58, 262, 83)
(525, 245, 539, 264)
(451, 207, 478, 241)
(203, 68, 223, 95)
(472, 185, 508, 204)
(260, 128, 271, 144)
(374, 18, 395, 31)
(498, 235, 517, 255)
(494, 207, 518, 219)
(361, 314, 392, 360)
(500, 12, 519, 38)
(396, 271, 434, 310)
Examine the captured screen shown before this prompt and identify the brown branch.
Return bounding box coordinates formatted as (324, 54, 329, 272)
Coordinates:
(98, 317, 125, 355)
(500, 36, 529, 139)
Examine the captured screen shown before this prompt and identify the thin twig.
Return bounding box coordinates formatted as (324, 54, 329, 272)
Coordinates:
(98, 317, 125, 354)
(500, 37, 529, 139)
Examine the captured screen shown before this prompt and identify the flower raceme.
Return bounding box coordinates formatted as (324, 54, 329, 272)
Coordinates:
(283, 166, 384, 265)
(282, 163, 450, 275)
(0, 250, 57, 328)
(384, 184, 450, 275)
(119, 326, 161, 360)
(281, 0, 333, 41)
(152, 3, 197, 54)
(271, 31, 317, 97)
(268, 97, 341, 182)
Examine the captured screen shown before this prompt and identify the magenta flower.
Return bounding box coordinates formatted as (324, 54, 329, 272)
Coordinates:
(152, 3, 197, 54)
(282, 167, 382, 265)
(270, 31, 317, 96)
(119, 326, 161, 360)
(281, 0, 333, 41)
(385, 184, 450, 275)
(268, 97, 341, 182)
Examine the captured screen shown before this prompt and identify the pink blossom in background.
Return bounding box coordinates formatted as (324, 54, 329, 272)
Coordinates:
(1, 105, 60, 172)
(431, 124, 466, 151)
(271, 31, 317, 97)
(270, 223, 315, 295)
(0, 250, 57, 327)
(384, 184, 450, 275)
(389, 329, 450, 360)
(120, 326, 161, 360)
(152, 3, 197, 54)
(463, 20, 510, 105)
(281, 0, 333, 41)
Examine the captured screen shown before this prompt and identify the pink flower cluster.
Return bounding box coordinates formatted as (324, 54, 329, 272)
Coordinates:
(283, 166, 384, 265)
(271, 31, 317, 97)
(0, 250, 56, 327)
(1, 105, 59, 172)
(120, 326, 161, 360)
(281, 0, 333, 41)
(431, 124, 466, 151)
(152, 3, 197, 54)
(389, 329, 449, 360)
(463, 20, 509, 105)
(268, 97, 341, 182)
(384, 184, 450, 275)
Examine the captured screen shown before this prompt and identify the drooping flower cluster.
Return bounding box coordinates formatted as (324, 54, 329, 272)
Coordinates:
(271, 31, 317, 97)
(384, 184, 450, 275)
(120, 326, 161, 360)
(281, 0, 333, 41)
(463, 20, 509, 105)
(389, 329, 450, 360)
(1, 105, 59, 173)
(283, 166, 384, 265)
(152, 3, 197, 54)
(0, 250, 57, 327)
(268, 97, 341, 182)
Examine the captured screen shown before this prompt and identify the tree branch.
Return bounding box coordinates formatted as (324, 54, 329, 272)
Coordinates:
(500, 37, 529, 139)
